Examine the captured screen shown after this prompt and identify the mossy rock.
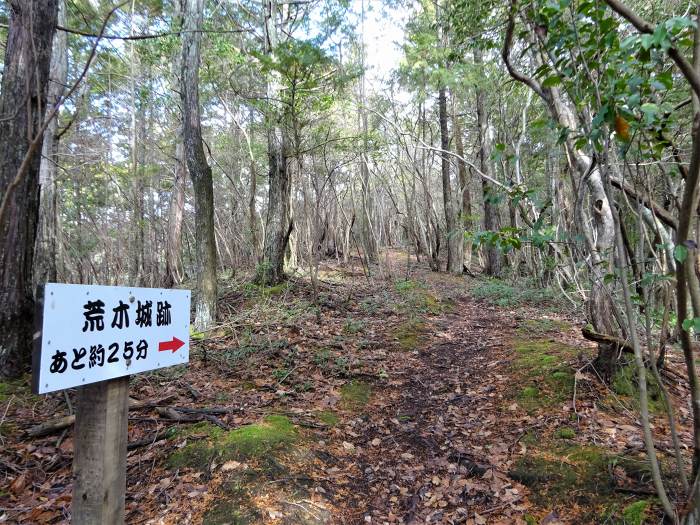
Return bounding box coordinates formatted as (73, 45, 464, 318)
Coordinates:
(512, 442, 657, 521)
(340, 380, 371, 410)
(167, 416, 298, 470)
(510, 446, 626, 505)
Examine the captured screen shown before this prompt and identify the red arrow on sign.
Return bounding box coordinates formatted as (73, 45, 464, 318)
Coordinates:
(158, 337, 185, 353)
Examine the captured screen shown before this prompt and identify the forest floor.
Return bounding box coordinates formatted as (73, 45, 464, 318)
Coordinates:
(0, 250, 693, 524)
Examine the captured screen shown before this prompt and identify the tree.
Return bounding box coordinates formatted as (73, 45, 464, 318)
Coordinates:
(474, 48, 502, 277)
(35, 0, 67, 288)
(181, 0, 218, 330)
(255, 0, 293, 286)
(0, 0, 59, 377)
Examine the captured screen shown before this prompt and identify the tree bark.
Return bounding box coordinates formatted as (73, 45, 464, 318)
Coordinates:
(164, 140, 186, 288)
(474, 49, 502, 277)
(359, 0, 378, 263)
(255, 0, 293, 286)
(34, 0, 67, 288)
(128, 2, 146, 286)
(248, 108, 260, 260)
(0, 0, 59, 378)
(439, 88, 462, 274)
(452, 94, 472, 270)
(181, 0, 218, 330)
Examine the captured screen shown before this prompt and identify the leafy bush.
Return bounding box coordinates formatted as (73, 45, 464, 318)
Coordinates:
(471, 277, 560, 308)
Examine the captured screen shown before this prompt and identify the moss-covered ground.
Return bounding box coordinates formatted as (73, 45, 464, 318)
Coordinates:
(510, 444, 655, 522)
(168, 415, 298, 470)
(340, 380, 371, 410)
(510, 338, 578, 411)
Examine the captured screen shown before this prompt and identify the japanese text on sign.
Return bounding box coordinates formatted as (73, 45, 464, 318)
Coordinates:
(34, 284, 191, 394)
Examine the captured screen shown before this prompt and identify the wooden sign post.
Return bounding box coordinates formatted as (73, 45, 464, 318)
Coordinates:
(73, 377, 129, 524)
(33, 283, 190, 524)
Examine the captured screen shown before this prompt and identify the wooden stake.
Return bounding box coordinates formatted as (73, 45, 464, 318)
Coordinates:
(72, 376, 129, 524)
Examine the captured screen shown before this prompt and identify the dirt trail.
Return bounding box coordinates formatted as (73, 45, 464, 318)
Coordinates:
(1, 254, 672, 524)
(328, 295, 526, 523)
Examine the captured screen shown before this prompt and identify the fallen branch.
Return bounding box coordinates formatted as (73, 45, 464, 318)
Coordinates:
(127, 429, 172, 451)
(155, 407, 228, 429)
(581, 326, 634, 354)
(26, 395, 176, 437)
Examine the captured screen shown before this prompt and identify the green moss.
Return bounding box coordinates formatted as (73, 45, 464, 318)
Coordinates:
(313, 348, 331, 366)
(611, 365, 665, 414)
(509, 456, 578, 495)
(190, 325, 206, 340)
(394, 279, 443, 314)
(510, 339, 577, 410)
(316, 410, 339, 426)
(167, 416, 298, 470)
(0, 376, 35, 402)
(224, 415, 296, 456)
(393, 319, 426, 350)
(524, 515, 538, 525)
(555, 427, 576, 439)
(245, 282, 289, 298)
(563, 445, 608, 465)
(622, 500, 649, 525)
(520, 386, 539, 398)
(0, 382, 10, 401)
(340, 380, 371, 410)
(512, 441, 656, 522)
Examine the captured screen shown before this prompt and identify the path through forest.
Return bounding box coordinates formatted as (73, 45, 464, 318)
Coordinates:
(1, 252, 674, 524)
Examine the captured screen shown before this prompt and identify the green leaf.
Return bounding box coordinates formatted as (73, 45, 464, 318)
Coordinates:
(640, 102, 659, 125)
(640, 34, 654, 50)
(682, 318, 700, 332)
(542, 75, 562, 87)
(674, 244, 689, 263)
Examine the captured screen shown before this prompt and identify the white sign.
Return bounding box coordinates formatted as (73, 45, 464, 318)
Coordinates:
(33, 283, 191, 394)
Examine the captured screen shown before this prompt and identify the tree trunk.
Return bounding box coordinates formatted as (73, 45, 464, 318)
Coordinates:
(255, 0, 293, 286)
(0, 0, 58, 378)
(439, 88, 462, 274)
(256, 124, 292, 285)
(474, 49, 502, 277)
(452, 94, 472, 270)
(248, 108, 260, 260)
(34, 0, 66, 288)
(359, 0, 378, 263)
(181, 0, 217, 330)
(128, 2, 146, 286)
(164, 140, 186, 288)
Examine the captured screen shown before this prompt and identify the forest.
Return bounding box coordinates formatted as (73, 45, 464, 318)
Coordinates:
(2, 0, 700, 523)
